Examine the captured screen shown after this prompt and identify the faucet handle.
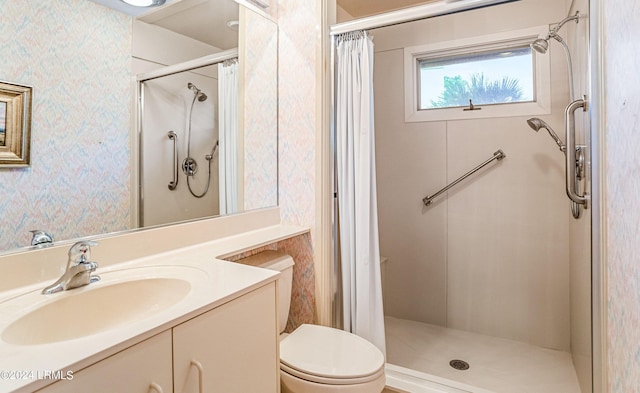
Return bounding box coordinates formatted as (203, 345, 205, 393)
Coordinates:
(68, 240, 99, 267)
(30, 230, 54, 247)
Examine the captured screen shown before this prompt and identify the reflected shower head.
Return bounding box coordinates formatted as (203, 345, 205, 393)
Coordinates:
(530, 38, 549, 54)
(527, 118, 565, 151)
(187, 82, 208, 102)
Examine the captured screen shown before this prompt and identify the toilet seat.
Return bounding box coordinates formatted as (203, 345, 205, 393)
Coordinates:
(280, 363, 385, 385)
(280, 324, 385, 385)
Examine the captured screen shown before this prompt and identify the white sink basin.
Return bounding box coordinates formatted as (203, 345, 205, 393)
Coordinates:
(1, 266, 203, 346)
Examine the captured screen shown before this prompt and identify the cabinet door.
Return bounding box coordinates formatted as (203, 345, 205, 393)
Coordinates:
(37, 330, 173, 393)
(173, 283, 278, 393)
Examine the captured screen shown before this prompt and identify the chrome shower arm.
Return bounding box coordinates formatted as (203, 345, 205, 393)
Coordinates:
(549, 12, 580, 36)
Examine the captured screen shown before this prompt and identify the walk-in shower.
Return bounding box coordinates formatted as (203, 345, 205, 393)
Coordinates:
(331, 1, 594, 392)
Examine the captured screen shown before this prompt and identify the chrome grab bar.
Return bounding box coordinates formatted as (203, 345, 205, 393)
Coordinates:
(423, 149, 506, 206)
(564, 97, 588, 207)
(168, 131, 178, 190)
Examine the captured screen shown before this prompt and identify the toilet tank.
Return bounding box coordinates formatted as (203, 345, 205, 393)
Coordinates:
(238, 250, 295, 334)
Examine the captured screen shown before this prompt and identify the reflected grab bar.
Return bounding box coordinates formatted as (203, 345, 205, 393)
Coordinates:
(168, 131, 178, 190)
(422, 149, 506, 206)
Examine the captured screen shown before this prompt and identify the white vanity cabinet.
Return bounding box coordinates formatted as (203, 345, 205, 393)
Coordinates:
(173, 283, 279, 393)
(35, 282, 278, 393)
(37, 330, 173, 393)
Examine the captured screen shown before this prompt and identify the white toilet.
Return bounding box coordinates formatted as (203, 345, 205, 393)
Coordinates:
(240, 250, 386, 393)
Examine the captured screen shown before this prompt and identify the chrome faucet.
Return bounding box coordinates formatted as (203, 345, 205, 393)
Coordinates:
(41, 241, 101, 295)
(30, 230, 54, 247)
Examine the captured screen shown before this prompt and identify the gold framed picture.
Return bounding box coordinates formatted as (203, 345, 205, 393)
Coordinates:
(0, 81, 32, 167)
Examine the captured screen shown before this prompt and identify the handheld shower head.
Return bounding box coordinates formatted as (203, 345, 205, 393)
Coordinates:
(527, 118, 565, 151)
(526, 117, 546, 132)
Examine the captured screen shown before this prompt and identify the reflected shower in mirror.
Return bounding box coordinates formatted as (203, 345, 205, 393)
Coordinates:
(140, 58, 241, 227)
(0, 0, 278, 254)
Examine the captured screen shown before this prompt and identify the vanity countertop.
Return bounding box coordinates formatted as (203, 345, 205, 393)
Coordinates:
(0, 224, 309, 393)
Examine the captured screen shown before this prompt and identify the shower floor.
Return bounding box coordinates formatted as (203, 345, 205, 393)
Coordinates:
(385, 316, 581, 393)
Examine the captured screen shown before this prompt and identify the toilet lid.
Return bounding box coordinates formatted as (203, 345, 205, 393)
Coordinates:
(280, 324, 385, 380)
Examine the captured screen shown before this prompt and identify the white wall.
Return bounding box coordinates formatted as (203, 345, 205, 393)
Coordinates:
(375, 0, 573, 350)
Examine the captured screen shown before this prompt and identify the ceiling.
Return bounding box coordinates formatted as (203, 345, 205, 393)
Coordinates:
(337, 0, 442, 18)
(89, 0, 179, 17)
(89, 0, 239, 50)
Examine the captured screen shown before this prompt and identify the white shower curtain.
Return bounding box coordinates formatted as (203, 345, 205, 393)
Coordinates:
(218, 60, 239, 215)
(336, 31, 386, 355)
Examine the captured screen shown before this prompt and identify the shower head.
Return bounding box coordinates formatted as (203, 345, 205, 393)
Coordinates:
(530, 12, 580, 55)
(530, 38, 549, 54)
(187, 82, 208, 102)
(527, 118, 565, 151)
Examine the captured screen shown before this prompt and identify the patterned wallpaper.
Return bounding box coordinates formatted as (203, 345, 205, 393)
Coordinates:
(277, 0, 318, 230)
(242, 7, 279, 211)
(275, 0, 320, 323)
(0, 0, 132, 251)
(603, 1, 640, 391)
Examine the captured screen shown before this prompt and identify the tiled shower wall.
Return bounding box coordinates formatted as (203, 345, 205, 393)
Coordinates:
(374, 0, 572, 351)
(0, 0, 132, 250)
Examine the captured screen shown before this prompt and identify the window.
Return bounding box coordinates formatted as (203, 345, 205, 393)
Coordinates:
(404, 26, 551, 122)
(418, 47, 534, 110)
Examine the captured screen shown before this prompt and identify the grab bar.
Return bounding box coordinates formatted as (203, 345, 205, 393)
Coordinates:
(168, 131, 178, 190)
(422, 149, 506, 206)
(565, 97, 588, 207)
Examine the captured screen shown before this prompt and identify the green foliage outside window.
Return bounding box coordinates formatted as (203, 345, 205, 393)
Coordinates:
(430, 73, 523, 108)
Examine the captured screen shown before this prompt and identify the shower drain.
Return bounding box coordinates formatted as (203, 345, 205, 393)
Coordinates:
(449, 359, 470, 371)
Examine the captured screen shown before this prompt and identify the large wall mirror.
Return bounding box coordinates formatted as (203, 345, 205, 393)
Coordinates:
(0, 0, 278, 255)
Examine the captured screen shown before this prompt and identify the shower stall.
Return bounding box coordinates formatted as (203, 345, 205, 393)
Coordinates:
(331, 0, 594, 392)
(138, 51, 239, 228)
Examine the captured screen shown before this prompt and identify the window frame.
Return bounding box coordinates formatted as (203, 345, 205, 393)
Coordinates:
(403, 26, 551, 122)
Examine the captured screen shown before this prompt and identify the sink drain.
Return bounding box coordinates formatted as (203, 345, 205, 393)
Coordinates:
(449, 359, 470, 370)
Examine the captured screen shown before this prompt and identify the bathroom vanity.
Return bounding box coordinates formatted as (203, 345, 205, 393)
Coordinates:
(0, 209, 308, 393)
(38, 283, 277, 393)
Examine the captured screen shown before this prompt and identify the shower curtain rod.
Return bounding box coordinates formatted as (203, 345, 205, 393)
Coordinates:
(330, 0, 520, 36)
(137, 48, 239, 83)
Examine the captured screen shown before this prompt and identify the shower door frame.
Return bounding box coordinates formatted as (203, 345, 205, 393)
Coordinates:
(327, 0, 606, 392)
(135, 49, 239, 227)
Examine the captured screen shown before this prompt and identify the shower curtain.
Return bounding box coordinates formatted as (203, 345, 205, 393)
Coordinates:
(218, 59, 239, 215)
(335, 31, 386, 355)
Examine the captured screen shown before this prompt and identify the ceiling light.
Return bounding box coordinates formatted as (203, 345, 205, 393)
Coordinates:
(120, 0, 166, 7)
(226, 20, 239, 31)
